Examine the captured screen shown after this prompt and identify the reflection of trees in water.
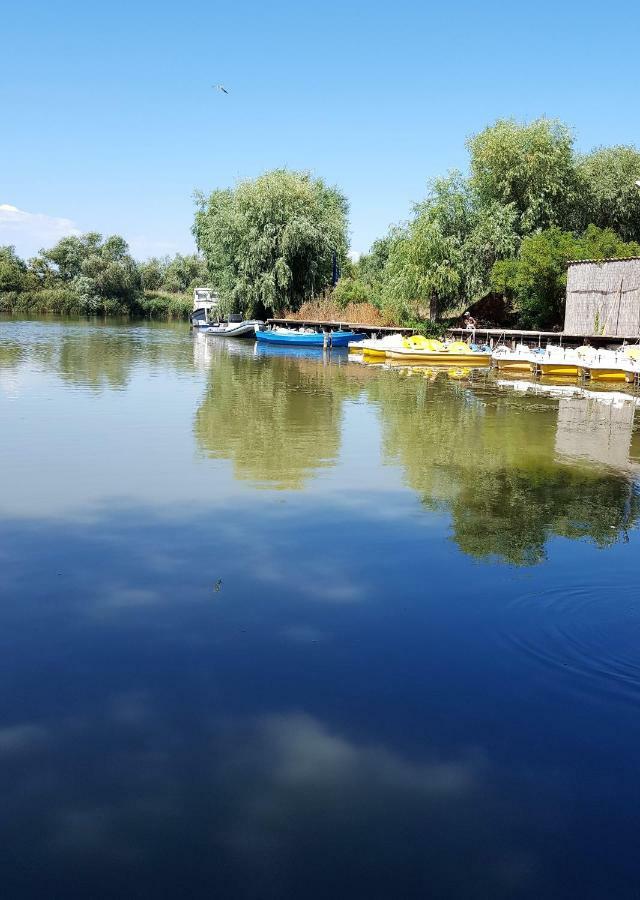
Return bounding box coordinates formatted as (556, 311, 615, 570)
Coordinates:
(451, 467, 638, 565)
(2, 324, 193, 391)
(4, 323, 195, 391)
(58, 326, 194, 390)
(0, 343, 25, 369)
(194, 350, 360, 489)
(58, 333, 139, 390)
(368, 371, 640, 565)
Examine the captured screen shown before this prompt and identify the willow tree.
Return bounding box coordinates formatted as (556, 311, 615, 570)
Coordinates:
(193, 169, 349, 317)
(467, 117, 583, 234)
(0, 246, 28, 293)
(577, 146, 640, 242)
(379, 173, 519, 320)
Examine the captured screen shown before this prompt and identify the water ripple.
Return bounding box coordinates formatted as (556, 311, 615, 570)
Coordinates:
(502, 583, 640, 705)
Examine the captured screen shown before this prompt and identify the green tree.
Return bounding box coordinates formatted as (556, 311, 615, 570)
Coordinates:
(578, 145, 640, 242)
(379, 173, 519, 320)
(333, 235, 398, 310)
(491, 225, 640, 327)
(162, 253, 206, 293)
(139, 257, 166, 291)
(357, 235, 394, 284)
(40, 233, 141, 311)
(333, 276, 371, 308)
(0, 246, 27, 292)
(193, 169, 349, 317)
(468, 117, 583, 234)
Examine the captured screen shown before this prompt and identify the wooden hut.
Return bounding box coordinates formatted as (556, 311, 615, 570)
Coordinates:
(564, 258, 640, 337)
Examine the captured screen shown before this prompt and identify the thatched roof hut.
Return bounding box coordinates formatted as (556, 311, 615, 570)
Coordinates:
(564, 258, 640, 337)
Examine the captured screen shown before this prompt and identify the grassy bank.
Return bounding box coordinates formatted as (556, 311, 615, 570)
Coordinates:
(0, 290, 192, 320)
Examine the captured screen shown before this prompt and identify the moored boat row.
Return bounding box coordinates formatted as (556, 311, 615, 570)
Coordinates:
(493, 343, 640, 383)
(349, 335, 492, 365)
(191, 316, 640, 385)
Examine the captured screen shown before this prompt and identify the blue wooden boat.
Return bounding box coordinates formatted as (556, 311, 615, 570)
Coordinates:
(255, 327, 365, 347)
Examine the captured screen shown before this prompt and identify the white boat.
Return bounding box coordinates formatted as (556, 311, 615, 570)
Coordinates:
(349, 334, 406, 357)
(491, 343, 539, 373)
(537, 345, 597, 377)
(190, 287, 220, 326)
(202, 318, 263, 338)
(579, 349, 636, 383)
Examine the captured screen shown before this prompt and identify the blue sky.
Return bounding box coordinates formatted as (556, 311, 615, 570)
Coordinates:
(2, 0, 640, 260)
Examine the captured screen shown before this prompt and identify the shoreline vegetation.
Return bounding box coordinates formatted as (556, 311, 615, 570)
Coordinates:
(3, 118, 640, 328)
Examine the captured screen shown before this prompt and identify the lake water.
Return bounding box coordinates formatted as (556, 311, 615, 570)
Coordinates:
(1, 318, 640, 899)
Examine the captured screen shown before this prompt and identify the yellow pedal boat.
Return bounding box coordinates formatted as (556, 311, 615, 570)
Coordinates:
(386, 337, 492, 365)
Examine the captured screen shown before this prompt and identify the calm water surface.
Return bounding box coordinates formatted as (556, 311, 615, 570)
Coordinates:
(1, 319, 640, 898)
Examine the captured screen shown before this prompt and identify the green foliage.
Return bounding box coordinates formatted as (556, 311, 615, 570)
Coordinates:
(382, 216, 462, 321)
(139, 253, 207, 294)
(356, 236, 393, 283)
(139, 257, 165, 291)
(0, 246, 27, 293)
(333, 276, 371, 308)
(491, 225, 640, 327)
(193, 169, 349, 317)
(378, 173, 519, 322)
(164, 254, 207, 293)
(137, 291, 192, 319)
(467, 117, 583, 234)
(370, 120, 640, 327)
(337, 235, 397, 311)
(37, 233, 142, 311)
(0, 237, 199, 320)
(577, 146, 640, 242)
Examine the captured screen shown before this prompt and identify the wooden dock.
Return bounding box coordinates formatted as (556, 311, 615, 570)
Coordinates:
(446, 327, 640, 348)
(267, 321, 640, 347)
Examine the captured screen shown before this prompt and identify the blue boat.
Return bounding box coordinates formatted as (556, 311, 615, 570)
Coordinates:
(254, 343, 344, 361)
(255, 327, 365, 348)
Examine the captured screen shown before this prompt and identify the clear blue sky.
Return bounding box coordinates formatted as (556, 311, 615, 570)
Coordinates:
(2, 0, 640, 260)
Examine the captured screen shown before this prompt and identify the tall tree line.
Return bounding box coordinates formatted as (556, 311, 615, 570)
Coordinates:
(0, 236, 207, 317)
(340, 119, 640, 327)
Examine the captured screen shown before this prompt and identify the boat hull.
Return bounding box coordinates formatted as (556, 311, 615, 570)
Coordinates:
(256, 330, 364, 347)
(362, 347, 390, 358)
(387, 350, 492, 365)
(494, 359, 535, 373)
(202, 321, 262, 338)
(580, 366, 628, 382)
(538, 363, 580, 377)
(349, 340, 395, 357)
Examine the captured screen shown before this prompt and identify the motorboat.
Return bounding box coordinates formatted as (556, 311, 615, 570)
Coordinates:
(202, 317, 263, 338)
(190, 288, 221, 326)
(255, 326, 365, 347)
(386, 336, 492, 365)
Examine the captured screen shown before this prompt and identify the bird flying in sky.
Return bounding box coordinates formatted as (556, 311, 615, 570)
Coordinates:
(213, 84, 229, 94)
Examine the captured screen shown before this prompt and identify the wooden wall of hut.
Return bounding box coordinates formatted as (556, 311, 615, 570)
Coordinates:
(564, 258, 640, 337)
